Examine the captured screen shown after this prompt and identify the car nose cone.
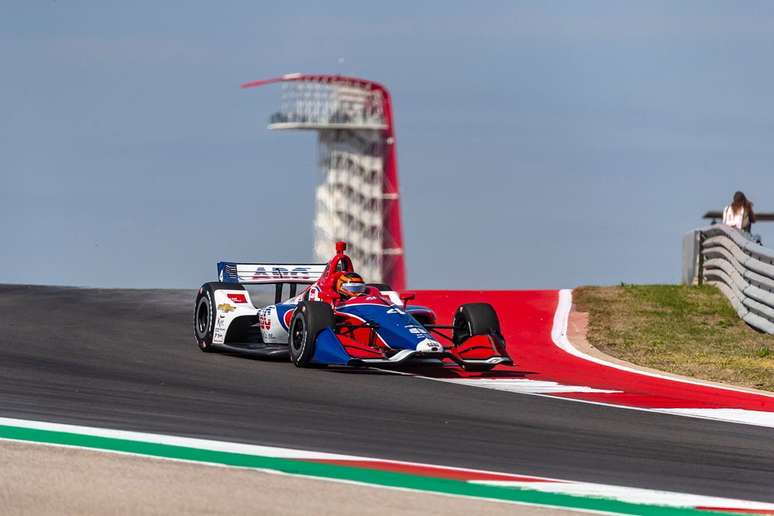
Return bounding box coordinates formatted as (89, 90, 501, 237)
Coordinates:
(416, 338, 442, 353)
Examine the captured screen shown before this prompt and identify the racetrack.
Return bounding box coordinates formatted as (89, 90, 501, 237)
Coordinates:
(0, 284, 773, 503)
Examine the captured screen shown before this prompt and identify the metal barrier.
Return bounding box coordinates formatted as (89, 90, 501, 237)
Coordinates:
(683, 225, 774, 334)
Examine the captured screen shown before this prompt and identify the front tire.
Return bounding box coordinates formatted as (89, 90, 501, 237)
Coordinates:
(452, 303, 506, 372)
(452, 303, 501, 346)
(193, 282, 245, 352)
(289, 301, 335, 367)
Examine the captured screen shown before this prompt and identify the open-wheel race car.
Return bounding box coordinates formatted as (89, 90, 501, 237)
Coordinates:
(193, 242, 512, 371)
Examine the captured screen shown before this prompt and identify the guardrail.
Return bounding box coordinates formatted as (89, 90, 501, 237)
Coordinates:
(683, 225, 774, 334)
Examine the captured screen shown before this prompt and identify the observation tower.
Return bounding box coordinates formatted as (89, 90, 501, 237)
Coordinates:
(242, 73, 406, 290)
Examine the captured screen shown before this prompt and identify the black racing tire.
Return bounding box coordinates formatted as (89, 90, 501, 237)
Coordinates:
(289, 301, 334, 367)
(193, 282, 246, 352)
(452, 303, 501, 346)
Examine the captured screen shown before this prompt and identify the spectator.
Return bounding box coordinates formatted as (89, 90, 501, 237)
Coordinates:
(723, 191, 761, 244)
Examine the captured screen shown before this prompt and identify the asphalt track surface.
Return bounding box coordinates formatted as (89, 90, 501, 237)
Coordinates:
(1, 284, 772, 503)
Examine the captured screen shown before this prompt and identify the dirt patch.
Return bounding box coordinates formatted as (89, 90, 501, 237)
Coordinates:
(0, 440, 583, 516)
(574, 285, 774, 392)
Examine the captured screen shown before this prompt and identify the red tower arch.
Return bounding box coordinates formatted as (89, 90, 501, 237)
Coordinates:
(242, 74, 406, 290)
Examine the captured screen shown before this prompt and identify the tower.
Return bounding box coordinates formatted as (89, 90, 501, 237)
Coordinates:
(242, 74, 406, 290)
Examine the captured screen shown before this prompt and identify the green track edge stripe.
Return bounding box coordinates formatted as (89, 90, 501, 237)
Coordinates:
(0, 424, 726, 516)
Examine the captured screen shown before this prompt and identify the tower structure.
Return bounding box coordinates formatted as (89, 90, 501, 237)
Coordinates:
(242, 74, 406, 290)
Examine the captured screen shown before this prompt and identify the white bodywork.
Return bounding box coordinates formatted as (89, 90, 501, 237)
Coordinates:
(211, 289, 259, 346)
(256, 305, 291, 344)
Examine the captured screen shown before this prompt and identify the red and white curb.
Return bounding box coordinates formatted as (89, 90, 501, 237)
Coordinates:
(1, 417, 772, 514)
(551, 289, 774, 429)
(427, 377, 621, 395)
(402, 289, 774, 429)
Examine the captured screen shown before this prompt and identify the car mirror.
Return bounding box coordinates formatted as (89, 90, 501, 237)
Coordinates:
(400, 292, 416, 303)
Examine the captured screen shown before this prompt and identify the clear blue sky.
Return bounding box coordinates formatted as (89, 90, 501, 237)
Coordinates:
(3, 1, 774, 289)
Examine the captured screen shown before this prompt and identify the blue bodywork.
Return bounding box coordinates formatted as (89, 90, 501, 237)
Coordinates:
(309, 302, 441, 366)
(310, 328, 352, 365)
(338, 304, 434, 350)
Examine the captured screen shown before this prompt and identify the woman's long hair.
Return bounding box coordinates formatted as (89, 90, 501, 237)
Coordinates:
(732, 191, 748, 214)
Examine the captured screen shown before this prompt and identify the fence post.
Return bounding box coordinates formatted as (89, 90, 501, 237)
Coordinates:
(697, 231, 704, 285)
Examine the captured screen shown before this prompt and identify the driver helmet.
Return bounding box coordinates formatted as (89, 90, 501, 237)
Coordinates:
(336, 272, 366, 298)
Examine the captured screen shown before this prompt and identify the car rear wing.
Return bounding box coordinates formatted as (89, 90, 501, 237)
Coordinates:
(218, 261, 327, 303)
(218, 262, 326, 285)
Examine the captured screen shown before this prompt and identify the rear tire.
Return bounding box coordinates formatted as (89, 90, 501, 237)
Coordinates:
(193, 282, 246, 352)
(289, 301, 335, 367)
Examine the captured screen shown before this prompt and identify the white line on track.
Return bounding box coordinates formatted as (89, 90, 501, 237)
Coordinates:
(471, 480, 774, 512)
(422, 378, 621, 395)
(655, 408, 774, 428)
(0, 416, 362, 461)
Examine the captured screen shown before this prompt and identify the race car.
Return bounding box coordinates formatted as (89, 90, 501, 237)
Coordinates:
(193, 242, 512, 371)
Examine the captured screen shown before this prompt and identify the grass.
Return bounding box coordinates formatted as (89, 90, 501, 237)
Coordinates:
(574, 284, 774, 392)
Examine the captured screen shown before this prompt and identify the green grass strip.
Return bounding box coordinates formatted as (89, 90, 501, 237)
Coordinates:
(0, 423, 726, 515)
